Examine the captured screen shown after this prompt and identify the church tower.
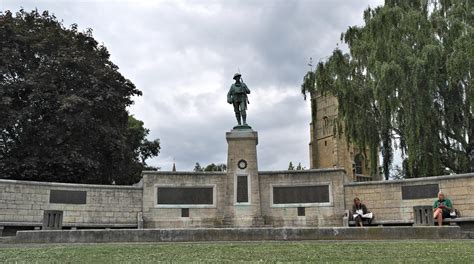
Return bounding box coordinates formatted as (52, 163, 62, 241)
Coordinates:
(309, 91, 380, 181)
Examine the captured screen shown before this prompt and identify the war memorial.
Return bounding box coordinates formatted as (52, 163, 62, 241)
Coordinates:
(0, 73, 473, 245)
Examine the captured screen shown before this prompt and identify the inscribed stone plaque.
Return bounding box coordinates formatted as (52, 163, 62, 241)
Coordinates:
(50, 190, 87, 204)
(273, 185, 330, 204)
(236, 175, 249, 203)
(401, 184, 439, 200)
(157, 187, 213, 205)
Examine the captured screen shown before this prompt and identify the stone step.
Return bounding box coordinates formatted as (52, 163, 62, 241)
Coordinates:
(10, 226, 462, 244)
(220, 224, 273, 228)
(0, 236, 15, 244)
(461, 231, 474, 239)
(221, 217, 266, 227)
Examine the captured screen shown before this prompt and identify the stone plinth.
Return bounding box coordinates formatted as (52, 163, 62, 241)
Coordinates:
(224, 128, 263, 226)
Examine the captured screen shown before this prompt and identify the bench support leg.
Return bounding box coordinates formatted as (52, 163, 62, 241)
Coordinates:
(138, 212, 144, 229)
(34, 226, 41, 230)
(342, 216, 349, 227)
(0, 226, 4, 237)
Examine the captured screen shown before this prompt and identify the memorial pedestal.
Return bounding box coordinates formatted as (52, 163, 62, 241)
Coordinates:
(223, 128, 264, 226)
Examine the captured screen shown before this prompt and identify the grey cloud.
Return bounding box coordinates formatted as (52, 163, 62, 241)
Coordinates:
(3, 0, 384, 171)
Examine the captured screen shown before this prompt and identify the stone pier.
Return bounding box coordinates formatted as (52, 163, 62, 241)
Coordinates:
(223, 128, 264, 226)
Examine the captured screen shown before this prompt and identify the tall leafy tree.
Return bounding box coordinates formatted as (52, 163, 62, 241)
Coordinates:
(296, 162, 305, 171)
(125, 116, 161, 183)
(203, 163, 227, 172)
(193, 162, 203, 172)
(302, 0, 473, 179)
(288, 162, 295, 170)
(0, 10, 160, 184)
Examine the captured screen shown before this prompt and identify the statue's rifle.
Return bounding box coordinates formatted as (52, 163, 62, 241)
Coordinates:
(238, 67, 250, 105)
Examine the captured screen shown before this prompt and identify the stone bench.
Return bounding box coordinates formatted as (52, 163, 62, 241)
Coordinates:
(443, 217, 474, 228)
(0, 222, 42, 236)
(343, 210, 413, 227)
(62, 223, 138, 230)
(347, 219, 414, 227)
(343, 210, 474, 227)
(0, 221, 138, 236)
(346, 218, 474, 227)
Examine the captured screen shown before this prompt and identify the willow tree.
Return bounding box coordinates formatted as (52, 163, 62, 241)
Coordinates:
(302, 0, 473, 179)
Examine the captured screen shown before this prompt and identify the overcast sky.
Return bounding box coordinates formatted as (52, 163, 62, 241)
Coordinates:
(2, 0, 384, 171)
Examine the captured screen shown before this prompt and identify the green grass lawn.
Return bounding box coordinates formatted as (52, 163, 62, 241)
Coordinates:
(1, 240, 473, 263)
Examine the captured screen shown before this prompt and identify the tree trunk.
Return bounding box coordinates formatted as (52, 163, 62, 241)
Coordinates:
(469, 118, 474, 173)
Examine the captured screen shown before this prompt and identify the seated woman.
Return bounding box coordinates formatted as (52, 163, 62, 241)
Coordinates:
(352, 197, 373, 227)
(433, 191, 453, 226)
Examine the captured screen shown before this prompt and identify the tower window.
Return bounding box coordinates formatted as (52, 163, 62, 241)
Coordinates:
(322, 116, 330, 135)
(354, 154, 364, 175)
(324, 141, 327, 146)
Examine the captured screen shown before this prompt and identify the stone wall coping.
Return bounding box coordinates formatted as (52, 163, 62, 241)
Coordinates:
(143, 168, 346, 176)
(226, 130, 258, 144)
(259, 168, 346, 175)
(142, 171, 226, 176)
(344, 173, 474, 187)
(0, 178, 142, 190)
(226, 130, 258, 138)
(62, 222, 138, 227)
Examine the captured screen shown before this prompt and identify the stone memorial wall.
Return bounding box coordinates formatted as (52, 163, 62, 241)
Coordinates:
(259, 169, 345, 227)
(1, 172, 473, 230)
(141, 171, 227, 228)
(344, 173, 474, 222)
(0, 179, 142, 226)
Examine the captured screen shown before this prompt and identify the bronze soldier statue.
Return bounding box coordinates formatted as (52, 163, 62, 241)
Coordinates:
(227, 73, 250, 127)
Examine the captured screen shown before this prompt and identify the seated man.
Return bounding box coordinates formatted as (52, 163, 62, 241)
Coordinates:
(352, 197, 373, 227)
(433, 191, 453, 226)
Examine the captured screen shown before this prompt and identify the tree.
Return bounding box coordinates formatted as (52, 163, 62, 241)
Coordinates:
(302, 1, 473, 179)
(296, 162, 305, 171)
(0, 10, 160, 184)
(203, 163, 227, 172)
(288, 162, 295, 170)
(390, 165, 404, 180)
(193, 163, 203, 172)
(124, 116, 161, 182)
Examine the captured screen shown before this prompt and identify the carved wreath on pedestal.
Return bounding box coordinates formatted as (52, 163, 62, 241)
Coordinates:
(237, 159, 247, 169)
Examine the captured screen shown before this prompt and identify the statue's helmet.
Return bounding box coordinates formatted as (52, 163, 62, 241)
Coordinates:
(233, 73, 241, 80)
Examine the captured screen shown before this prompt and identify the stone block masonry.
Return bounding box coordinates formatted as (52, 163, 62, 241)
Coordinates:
(2, 172, 474, 230)
(224, 129, 263, 226)
(344, 173, 474, 222)
(0, 179, 142, 227)
(259, 169, 346, 227)
(141, 171, 227, 228)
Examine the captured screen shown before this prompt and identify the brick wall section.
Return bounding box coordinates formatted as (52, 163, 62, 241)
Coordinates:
(344, 173, 474, 221)
(0, 179, 142, 225)
(259, 169, 346, 227)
